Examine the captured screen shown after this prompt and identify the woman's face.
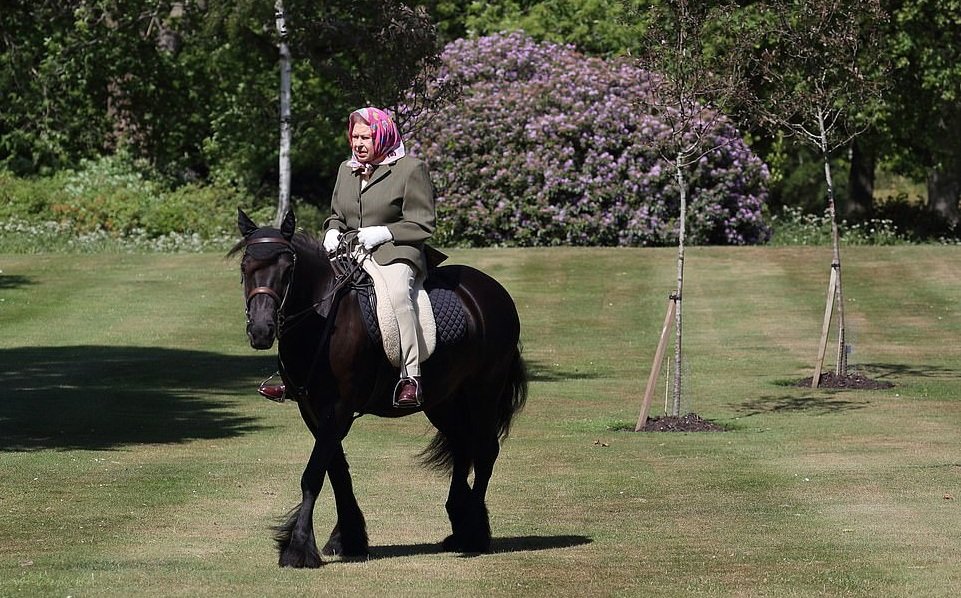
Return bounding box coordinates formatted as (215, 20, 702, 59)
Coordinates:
(351, 122, 374, 163)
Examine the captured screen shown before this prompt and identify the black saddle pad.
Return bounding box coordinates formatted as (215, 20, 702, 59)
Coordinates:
(356, 274, 468, 349)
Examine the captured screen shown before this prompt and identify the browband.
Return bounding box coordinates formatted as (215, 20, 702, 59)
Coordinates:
(245, 236, 293, 248)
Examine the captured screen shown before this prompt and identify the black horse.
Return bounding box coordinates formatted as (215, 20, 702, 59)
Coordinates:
(230, 209, 527, 568)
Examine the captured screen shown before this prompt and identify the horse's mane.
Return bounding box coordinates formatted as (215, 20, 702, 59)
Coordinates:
(292, 231, 322, 253)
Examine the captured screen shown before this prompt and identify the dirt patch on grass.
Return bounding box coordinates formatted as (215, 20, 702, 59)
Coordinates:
(795, 372, 895, 390)
(638, 413, 726, 432)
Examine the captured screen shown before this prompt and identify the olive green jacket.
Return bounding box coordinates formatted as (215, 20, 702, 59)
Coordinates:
(323, 156, 436, 273)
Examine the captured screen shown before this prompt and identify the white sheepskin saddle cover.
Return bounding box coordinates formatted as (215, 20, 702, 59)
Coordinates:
(361, 259, 437, 368)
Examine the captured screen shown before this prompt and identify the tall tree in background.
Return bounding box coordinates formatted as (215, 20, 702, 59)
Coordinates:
(842, 0, 961, 230)
(194, 0, 444, 199)
(0, 1, 442, 203)
(466, 0, 649, 55)
(0, 1, 199, 175)
(275, 0, 292, 225)
(306, 2, 450, 116)
(739, 0, 888, 386)
(882, 0, 961, 226)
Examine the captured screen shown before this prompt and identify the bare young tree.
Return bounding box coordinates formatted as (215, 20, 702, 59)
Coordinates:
(740, 0, 888, 387)
(632, 0, 749, 424)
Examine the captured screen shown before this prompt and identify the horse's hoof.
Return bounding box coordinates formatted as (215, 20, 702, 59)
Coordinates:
(322, 528, 370, 558)
(322, 541, 369, 559)
(279, 548, 323, 568)
(441, 533, 490, 554)
(279, 558, 323, 568)
(279, 559, 323, 568)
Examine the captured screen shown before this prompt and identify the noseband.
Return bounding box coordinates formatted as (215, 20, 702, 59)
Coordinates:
(242, 232, 378, 341)
(243, 236, 297, 328)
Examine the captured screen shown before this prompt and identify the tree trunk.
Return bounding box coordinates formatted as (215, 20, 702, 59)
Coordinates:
(845, 138, 875, 220)
(671, 152, 686, 417)
(275, 0, 292, 226)
(927, 167, 961, 226)
(819, 109, 846, 378)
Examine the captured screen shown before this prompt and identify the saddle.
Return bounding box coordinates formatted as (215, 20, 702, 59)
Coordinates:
(336, 252, 468, 367)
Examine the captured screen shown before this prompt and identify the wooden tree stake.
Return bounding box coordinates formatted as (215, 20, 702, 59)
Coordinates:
(811, 265, 838, 388)
(636, 295, 678, 431)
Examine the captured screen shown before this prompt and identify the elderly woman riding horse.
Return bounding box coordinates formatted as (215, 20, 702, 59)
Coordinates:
(233, 205, 527, 567)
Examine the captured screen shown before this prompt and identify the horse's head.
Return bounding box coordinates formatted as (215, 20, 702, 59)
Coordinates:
(235, 208, 297, 350)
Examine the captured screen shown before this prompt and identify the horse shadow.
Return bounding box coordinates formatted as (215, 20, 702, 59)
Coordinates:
(0, 345, 274, 452)
(347, 534, 593, 561)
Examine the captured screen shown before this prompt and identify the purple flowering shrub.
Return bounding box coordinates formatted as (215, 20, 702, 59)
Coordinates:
(404, 32, 770, 247)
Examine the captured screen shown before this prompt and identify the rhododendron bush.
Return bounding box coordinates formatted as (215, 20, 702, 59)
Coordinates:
(404, 32, 770, 247)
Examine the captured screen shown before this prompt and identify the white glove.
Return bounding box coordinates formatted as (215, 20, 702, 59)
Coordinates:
(357, 226, 393, 250)
(323, 229, 341, 253)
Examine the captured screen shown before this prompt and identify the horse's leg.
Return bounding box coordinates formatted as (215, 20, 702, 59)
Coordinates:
(321, 442, 369, 558)
(442, 449, 475, 552)
(430, 376, 510, 554)
(425, 402, 484, 552)
(463, 434, 499, 553)
(439, 433, 499, 553)
(274, 438, 334, 568)
(462, 352, 526, 552)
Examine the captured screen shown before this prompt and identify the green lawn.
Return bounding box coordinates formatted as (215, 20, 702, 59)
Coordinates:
(1, 246, 959, 597)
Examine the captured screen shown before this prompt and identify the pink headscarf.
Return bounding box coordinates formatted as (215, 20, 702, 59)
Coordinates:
(347, 107, 406, 175)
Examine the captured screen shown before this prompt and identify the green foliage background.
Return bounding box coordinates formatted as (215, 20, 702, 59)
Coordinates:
(1, 0, 959, 243)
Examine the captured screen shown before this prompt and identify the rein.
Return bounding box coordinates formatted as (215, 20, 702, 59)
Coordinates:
(245, 232, 373, 405)
(242, 232, 373, 338)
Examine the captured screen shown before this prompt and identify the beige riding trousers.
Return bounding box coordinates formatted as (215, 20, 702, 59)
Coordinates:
(362, 258, 423, 378)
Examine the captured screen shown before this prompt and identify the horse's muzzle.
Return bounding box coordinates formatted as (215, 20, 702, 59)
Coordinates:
(247, 318, 277, 350)
(245, 289, 281, 350)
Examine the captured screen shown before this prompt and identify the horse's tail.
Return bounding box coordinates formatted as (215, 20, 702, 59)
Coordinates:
(418, 432, 455, 473)
(419, 345, 528, 473)
(272, 503, 301, 550)
(495, 346, 528, 441)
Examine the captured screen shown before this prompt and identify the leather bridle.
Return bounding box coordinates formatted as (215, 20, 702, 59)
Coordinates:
(242, 236, 297, 329)
(241, 232, 376, 340)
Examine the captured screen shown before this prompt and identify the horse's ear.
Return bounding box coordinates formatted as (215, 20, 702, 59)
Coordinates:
(280, 210, 296, 240)
(238, 208, 258, 237)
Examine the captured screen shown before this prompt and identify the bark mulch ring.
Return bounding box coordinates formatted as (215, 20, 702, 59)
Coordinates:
(794, 372, 895, 390)
(638, 413, 726, 432)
